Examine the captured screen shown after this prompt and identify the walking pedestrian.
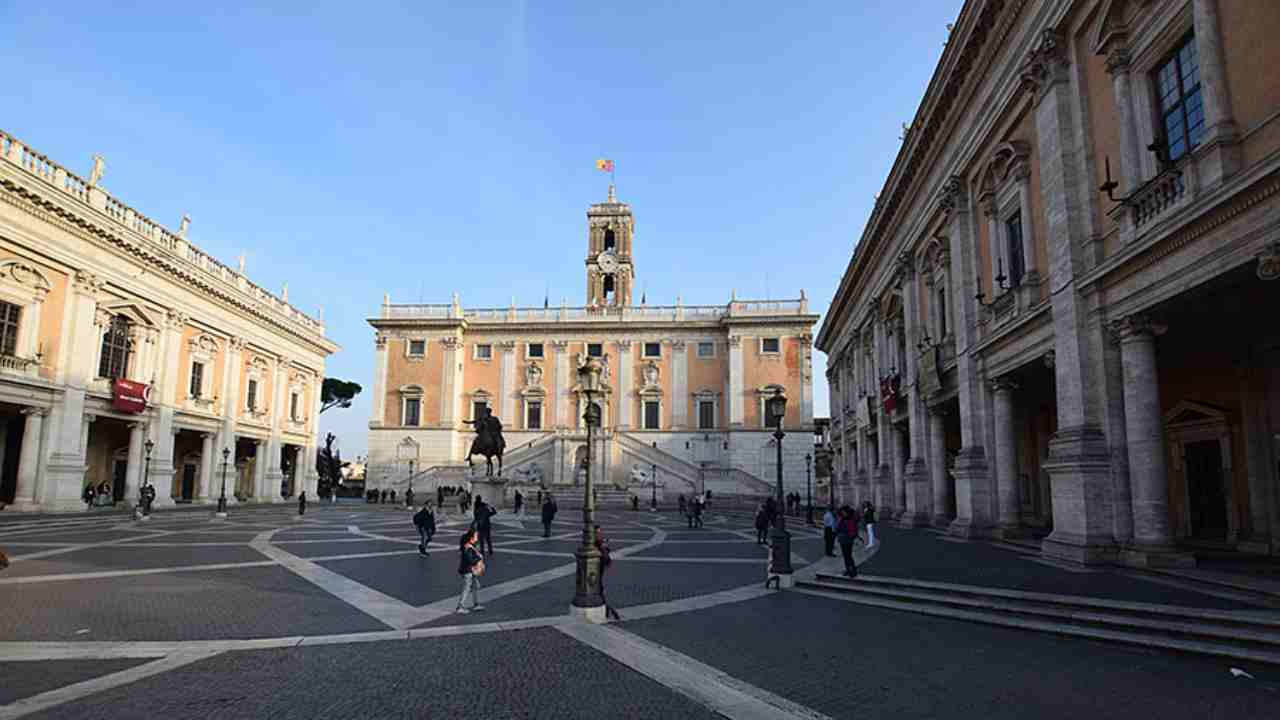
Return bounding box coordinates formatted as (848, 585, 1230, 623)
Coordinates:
(455, 529, 485, 614)
(513, 490, 524, 518)
(390, 489, 397, 504)
(677, 495, 687, 517)
(686, 495, 696, 528)
(414, 502, 436, 555)
(822, 506, 837, 557)
(82, 483, 96, 510)
(474, 495, 496, 555)
(764, 495, 778, 528)
(298, 491, 307, 516)
(437, 486, 445, 507)
(405, 488, 415, 508)
(693, 495, 704, 528)
(536, 490, 542, 507)
(595, 526, 621, 621)
(862, 501, 878, 546)
(541, 494, 557, 537)
(836, 506, 859, 578)
(754, 503, 769, 544)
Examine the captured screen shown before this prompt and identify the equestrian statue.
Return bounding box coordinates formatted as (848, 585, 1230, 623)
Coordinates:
(465, 406, 506, 477)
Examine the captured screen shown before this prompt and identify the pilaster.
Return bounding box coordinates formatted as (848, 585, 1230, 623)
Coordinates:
(670, 339, 688, 429)
(499, 340, 517, 424)
(728, 335, 744, 427)
(552, 340, 570, 429)
(617, 342, 632, 430)
(371, 333, 388, 427)
(990, 378, 1021, 537)
(1191, 0, 1241, 187)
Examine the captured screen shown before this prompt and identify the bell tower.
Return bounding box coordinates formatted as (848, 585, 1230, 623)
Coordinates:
(585, 185, 635, 307)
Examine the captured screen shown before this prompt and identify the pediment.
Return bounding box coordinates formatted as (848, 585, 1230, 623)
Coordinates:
(1163, 400, 1230, 427)
(100, 300, 158, 328)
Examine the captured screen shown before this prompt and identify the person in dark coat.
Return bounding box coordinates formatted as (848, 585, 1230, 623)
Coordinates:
(764, 496, 779, 527)
(414, 502, 436, 555)
(754, 503, 769, 544)
(595, 526, 621, 621)
(822, 506, 838, 556)
(298, 491, 307, 516)
(82, 483, 96, 510)
(836, 506, 860, 577)
(473, 496, 497, 555)
(862, 501, 878, 546)
(456, 529, 484, 613)
(692, 495, 704, 528)
(541, 494, 557, 537)
(513, 490, 524, 517)
(678, 495, 687, 517)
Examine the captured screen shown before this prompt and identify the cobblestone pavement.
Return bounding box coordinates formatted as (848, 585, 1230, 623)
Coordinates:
(0, 502, 1274, 719)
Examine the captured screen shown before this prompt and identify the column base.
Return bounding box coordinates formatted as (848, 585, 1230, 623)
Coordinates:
(950, 446, 996, 533)
(1043, 425, 1116, 562)
(900, 460, 931, 527)
(568, 604, 608, 623)
(947, 517, 996, 539)
(932, 514, 956, 529)
(1041, 532, 1117, 566)
(996, 525, 1025, 540)
(1236, 539, 1270, 555)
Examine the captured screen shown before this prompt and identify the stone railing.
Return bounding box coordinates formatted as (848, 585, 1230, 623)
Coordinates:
(381, 298, 808, 323)
(1128, 165, 1186, 231)
(0, 353, 38, 375)
(0, 129, 325, 338)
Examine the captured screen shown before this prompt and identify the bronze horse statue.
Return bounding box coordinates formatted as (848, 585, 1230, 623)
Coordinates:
(465, 407, 505, 477)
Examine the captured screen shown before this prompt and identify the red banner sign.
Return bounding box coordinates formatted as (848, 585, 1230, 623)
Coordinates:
(880, 374, 900, 414)
(112, 379, 150, 413)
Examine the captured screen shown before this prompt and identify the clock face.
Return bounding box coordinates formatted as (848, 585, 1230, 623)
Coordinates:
(597, 251, 619, 273)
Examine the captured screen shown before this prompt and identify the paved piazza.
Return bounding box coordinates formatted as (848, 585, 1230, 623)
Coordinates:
(0, 504, 1274, 719)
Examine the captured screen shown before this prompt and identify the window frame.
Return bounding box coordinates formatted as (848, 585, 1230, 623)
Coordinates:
(290, 392, 301, 422)
(1152, 32, 1204, 164)
(407, 339, 427, 358)
(98, 315, 132, 380)
(473, 343, 493, 361)
(642, 399, 661, 430)
(0, 300, 19, 357)
(1003, 210, 1026, 288)
(526, 342, 544, 359)
(525, 399, 543, 430)
(697, 400, 716, 430)
(642, 341, 662, 359)
(586, 342, 604, 358)
(246, 378, 258, 411)
(472, 399, 490, 421)
(402, 396, 422, 427)
(696, 341, 716, 359)
(759, 337, 781, 355)
(189, 360, 205, 399)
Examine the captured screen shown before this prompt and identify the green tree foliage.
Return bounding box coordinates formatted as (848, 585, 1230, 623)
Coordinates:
(320, 377, 362, 414)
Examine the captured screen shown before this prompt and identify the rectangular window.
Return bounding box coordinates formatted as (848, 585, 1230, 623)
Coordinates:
(1005, 212, 1025, 288)
(643, 342, 661, 358)
(643, 401, 661, 430)
(761, 337, 780, 354)
(527, 343, 544, 358)
(475, 344, 492, 360)
(291, 393, 300, 421)
(189, 361, 204, 398)
(587, 343, 603, 358)
(698, 400, 715, 430)
(408, 339, 426, 356)
(246, 379, 258, 411)
(98, 316, 131, 379)
(1154, 34, 1203, 163)
(526, 401, 542, 430)
(937, 288, 948, 337)
(0, 301, 20, 356)
(472, 401, 488, 420)
(696, 341, 715, 358)
(404, 397, 421, 427)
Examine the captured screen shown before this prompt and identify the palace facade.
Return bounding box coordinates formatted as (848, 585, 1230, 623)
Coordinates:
(0, 129, 338, 511)
(817, 0, 1280, 564)
(367, 188, 819, 499)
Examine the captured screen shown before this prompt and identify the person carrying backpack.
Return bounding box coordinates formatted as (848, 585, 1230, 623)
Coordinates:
(541, 494, 557, 538)
(414, 503, 437, 556)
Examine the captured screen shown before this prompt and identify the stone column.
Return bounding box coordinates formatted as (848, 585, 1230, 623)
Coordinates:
(80, 414, 95, 456)
(1239, 364, 1270, 552)
(1102, 331, 1134, 546)
(929, 406, 953, 527)
(940, 175, 995, 538)
(254, 439, 269, 500)
(552, 340, 569, 429)
(440, 337, 461, 428)
(991, 378, 1022, 536)
(799, 334, 814, 427)
(1116, 316, 1178, 556)
(671, 340, 688, 429)
(1024, 30, 1115, 563)
(982, 194, 1002, 291)
(124, 421, 145, 507)
(728, 335, 744, 427)
(1105, 47, 1142, 196)
(198, 432, 216, 502)
(901, 260, 931, 526)
(371, 334, 388, 426)
(222, 338, 244, 461)
(498, 341, 516, 424)
(617, 342, 632, 429)
(1192, 0, 1240, 186)
(11, 407, 47, 508)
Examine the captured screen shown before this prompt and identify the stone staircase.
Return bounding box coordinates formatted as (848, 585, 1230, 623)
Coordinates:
(797, 572, 1280, 667)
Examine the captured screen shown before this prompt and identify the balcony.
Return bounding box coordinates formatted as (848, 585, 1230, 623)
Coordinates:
(0, 353, 39, 377)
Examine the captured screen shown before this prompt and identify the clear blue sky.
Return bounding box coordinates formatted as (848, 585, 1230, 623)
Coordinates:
(3, 1, 960, 457)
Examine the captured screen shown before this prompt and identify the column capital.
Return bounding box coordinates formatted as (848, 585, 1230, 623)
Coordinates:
(1020, 29, 1070, 103)
(727, 335, 742, 348)
(989, 377, 1019, 394)
(1110, 315, 1167, 342)
(1104, 46, 1132, 75)
(164, 310, 189, 330)
(978, 191, 998, 218)
(939, 175, 968, 215)
(374, 332, 389, 349)
(440, 336, 462, 350)
(1256, 241, 1280, 281)
(497, 340, 517, 353)
(549, 339, 569, 350)
(228, 336, 248, 353)
(616, 342, 631, 354)
(670, 339, 686, 351)
(21, 406, 48, 418)
(84, 413, 97, 424)
(73, 270, 106, 297)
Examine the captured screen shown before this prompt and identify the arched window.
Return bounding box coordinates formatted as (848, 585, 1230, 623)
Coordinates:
(602, 274, 615, 303)
(604, 229, 616, 251)
(99, 315, 132, 379)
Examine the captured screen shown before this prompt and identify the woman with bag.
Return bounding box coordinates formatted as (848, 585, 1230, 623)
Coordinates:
(456, 529, 485, 614)
(594, 526, 621, 621)
(836, 506, 860, 578)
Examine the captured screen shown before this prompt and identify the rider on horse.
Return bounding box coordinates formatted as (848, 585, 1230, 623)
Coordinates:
(465, 406, 506, 476)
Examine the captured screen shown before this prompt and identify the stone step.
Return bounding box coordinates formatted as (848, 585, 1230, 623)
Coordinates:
(799, 573, 1280, 666)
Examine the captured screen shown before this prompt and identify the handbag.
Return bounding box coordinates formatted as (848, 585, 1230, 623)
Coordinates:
(473, 557, 486, 576)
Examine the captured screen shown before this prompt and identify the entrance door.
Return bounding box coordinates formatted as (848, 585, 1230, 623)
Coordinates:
(181, 464, 196, 501)
(112, 459, 128, 502)
(1185, 440, 1228, 539)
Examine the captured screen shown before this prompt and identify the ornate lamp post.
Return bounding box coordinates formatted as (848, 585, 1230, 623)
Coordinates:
(650, 461, 658, 511)
(217, 447, 230, 518)
(571, 358, 605, 621)
(408, 459, 415, 507)
(142, 439, 155, 517)
(828, 444, 836, 508)
(767, 388, 793, 584)
(805, 453, 814, 525)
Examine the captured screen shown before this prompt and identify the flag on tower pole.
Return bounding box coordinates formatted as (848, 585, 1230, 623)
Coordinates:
(596, 158, 616, 195)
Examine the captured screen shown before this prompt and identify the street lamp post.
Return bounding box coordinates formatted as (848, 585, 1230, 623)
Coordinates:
(767, 389, 793, 584)
(805, 453, 814, 525)
(571, 359, 605, 621)
(650, 461, 657, 511)
(217, 447, 230, 518)
(828, 445, 836, 508)
(408, 459, 415, 507)
(142, 439, 155, 517)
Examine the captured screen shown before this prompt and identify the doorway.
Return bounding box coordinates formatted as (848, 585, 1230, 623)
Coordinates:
(112, 457, 127, 502)
(181, 463, 196, 501)
(1185, 440, 1228, 539)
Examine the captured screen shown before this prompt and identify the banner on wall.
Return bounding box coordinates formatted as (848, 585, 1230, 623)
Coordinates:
(112, 379, 150, 413)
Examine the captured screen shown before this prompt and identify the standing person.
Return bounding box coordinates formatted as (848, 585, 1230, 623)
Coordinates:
(458, 491, 467, 516)
(298, 491, 307, 516)
(862, 501, 878, 546)
(474, 496, 496, 555)
(764, 495, 778, 528)
(414, 502, 436, 555)
(513, 490, 524, 518)
(437, 486, 445, 508)
(82, 483, 96, 510)
(836, 506, 859, 578)
(455, 529, 485, 614)
(536, 489, 542, 507)
(631, 495, 639, 512)
(686, 495, 696, 529)
(692, 495, 704, 529)
(405, 487, 414, 508)
(98, 480, 111, 506)
(678, 495, 687, 517)
(595, 526, 621, 621)
(822, 506, 838, 557)
(754, 503, 769, 545)
(390, 489, 397, 504)
(541, 494, 557, 537)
